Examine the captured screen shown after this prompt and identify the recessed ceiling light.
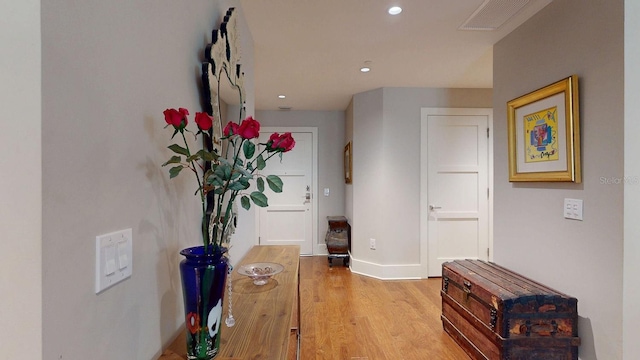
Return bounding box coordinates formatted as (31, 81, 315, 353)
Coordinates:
(360, 60, 372, 73)
(278, 95, 286, 99)
(388, 6, 402, 15)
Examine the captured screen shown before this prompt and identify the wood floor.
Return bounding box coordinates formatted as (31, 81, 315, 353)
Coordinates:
(299, 256, 470, 360)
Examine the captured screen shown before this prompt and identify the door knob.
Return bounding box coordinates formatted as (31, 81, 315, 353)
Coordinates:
(429, 205, 442, 211)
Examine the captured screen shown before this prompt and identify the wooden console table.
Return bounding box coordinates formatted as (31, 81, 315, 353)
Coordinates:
(159, 245, 300, 360)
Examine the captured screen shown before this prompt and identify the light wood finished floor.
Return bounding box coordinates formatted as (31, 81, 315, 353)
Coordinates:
(299, 256, 470, 360)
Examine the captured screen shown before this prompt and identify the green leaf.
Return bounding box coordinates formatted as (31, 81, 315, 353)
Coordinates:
(266, 175, 283, 193)
(204, 169, 214, 184)
(234, 164, 252, 177)
(257, 177, 265, 192)
(214, 164, 231, 181)
(162, 156, 181, 166)
(250, 191, 269, 207)
(256, 154, 266, 170)
(241, 196, 251, 210)
(169, 166, 184, 179)
(243, 141, 256, 159)
(186, 154, 200, 162)
(228, 178, 250, 191)
(168, 144, 189, 156)
(230, 170, 241, 180)
(196, 149, 216, 162)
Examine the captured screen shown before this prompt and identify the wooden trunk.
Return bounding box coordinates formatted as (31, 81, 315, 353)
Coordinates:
(441, 260, 580, 360)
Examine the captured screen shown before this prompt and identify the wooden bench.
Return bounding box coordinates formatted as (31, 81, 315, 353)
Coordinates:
(160, 245, 300, 360)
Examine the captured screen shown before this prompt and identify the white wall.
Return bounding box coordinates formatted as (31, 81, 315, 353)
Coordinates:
(624, 2, 640, 358)
(352, 89, 386, 267)
(255, 109, 345, 252)
(0, 1, 42, 359)
(350, 87, 492, 277)
(40, 1, 254, 358)
(493, 0, 624, 358)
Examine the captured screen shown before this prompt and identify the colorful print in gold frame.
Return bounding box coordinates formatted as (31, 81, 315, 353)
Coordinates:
(507, 75, 581, 182)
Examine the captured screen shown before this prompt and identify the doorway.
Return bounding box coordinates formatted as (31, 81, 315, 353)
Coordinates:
(420, 108, 493, 277)
(256, 127, 318, 255)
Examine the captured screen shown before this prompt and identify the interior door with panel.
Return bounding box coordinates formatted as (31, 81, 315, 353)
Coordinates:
(256, 128, 316, 255)
(421, 108, 492, 277)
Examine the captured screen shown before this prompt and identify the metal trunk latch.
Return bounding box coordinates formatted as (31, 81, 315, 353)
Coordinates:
(490, 308, 498, 330)
(463, 280, 472, 301)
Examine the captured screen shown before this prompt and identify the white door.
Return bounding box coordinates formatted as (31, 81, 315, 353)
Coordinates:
(420, 108, 492, 277)
(257, 128, 316, 255)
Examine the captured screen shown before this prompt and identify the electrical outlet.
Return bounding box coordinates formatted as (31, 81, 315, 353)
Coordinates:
(369, 238, 376, 250)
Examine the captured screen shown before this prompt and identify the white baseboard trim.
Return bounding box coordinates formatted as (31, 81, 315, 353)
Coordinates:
(315, 243, 328, 255)
(349, 256, 423, 280)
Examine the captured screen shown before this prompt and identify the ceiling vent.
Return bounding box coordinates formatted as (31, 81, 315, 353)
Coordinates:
(459, 0, 531, 31)
(278, 106, 292, 111)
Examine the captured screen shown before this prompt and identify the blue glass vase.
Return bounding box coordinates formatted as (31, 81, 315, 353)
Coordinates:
(180, 246, 228, 360)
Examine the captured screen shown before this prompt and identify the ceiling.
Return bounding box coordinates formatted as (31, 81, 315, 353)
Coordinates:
(238, 0, 552, 111)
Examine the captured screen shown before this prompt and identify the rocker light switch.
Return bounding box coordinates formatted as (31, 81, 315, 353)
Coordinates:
(104, 245, 117, 275)
(563, 198, 583, 221)
(117, 241, 129, 269)
(95, 228, 133, 293)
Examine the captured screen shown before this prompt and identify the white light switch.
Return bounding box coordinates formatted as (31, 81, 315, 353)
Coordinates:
(563, 198, 583, 221)
(324, 188, 330, 197)
(95, 228, 133, 294)
(117, 241, 129, 269)
(104, 245, 116, 275)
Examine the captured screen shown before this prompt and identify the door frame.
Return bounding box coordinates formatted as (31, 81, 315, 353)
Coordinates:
(255, 127, 318, 255)
(419, 108, 494, 277)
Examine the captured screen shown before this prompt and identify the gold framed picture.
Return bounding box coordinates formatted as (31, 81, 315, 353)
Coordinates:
(344, 142, 352, 184)
(507, 75, 581, 182)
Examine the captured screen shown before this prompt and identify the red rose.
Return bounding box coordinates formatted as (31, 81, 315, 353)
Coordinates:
(195, 112, 213, 131)
(268, 132, 282, 151)
(237, 116, 260, 139)
(163, 108, 189, 129)
(268, 132, 295, 152)
(223, 121, 240, 137)
(278, 132, 295, 152)
(269, 132, 280, 145)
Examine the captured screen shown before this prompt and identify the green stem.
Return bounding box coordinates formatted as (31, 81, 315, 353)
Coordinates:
(181, 131, 208, 251)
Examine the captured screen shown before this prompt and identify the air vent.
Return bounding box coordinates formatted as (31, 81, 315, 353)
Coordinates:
(278, 106, 292, 111)
(459, 0, 530, 31)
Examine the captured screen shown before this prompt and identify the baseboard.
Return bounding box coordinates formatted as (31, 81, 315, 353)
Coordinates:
(314, 243, 328, 255)
(349, 256, 422, 280)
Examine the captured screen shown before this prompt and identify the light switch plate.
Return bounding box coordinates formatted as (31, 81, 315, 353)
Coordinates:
(563, 198, 583, 221)
(95, 228, 132, 294)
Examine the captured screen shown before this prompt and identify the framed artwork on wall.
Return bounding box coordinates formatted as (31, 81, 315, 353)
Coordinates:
(507, 75, 581, 182)
(344, 142, 352, 184)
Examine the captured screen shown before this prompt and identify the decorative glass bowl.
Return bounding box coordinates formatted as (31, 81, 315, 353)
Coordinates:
(238, 262, 284, 285)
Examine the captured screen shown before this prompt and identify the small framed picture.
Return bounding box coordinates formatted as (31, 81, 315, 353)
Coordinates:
(344, 142, 352, 184)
